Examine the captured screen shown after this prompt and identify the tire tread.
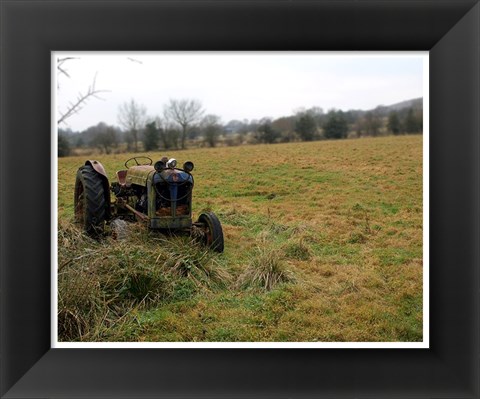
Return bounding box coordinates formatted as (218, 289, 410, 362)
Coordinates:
(74, 165, 107, 235)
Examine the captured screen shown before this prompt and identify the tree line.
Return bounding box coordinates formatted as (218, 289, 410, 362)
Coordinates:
(58, 97, 423, 157)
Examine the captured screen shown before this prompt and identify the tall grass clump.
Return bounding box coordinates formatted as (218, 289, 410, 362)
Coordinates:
(284, 237, 312, 261)
(58, 223, 168, 341)
(58, 221, 106, 341)
(58, 263, 105, 341)
(159, 236, 231, 289)
(238, 246, 294, 291)
(58, 221, 232, 341)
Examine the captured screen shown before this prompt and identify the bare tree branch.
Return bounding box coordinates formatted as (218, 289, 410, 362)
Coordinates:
(127, 57, 143, 64)
(57, 58, 110, 125)
(57, 57, 78, 80)
(57, 66, 70, 78)
(57, 57, 78, 68)
(58, 73, 110, 125)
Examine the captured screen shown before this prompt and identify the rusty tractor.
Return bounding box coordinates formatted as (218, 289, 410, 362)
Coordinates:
(74, 156, 224, 252)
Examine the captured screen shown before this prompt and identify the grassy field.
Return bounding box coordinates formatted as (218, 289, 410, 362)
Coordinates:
(57, 135, 423, 342)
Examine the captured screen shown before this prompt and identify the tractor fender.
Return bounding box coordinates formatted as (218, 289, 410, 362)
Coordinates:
(86, 160, 108, 179)
(85, 160, 111, 219)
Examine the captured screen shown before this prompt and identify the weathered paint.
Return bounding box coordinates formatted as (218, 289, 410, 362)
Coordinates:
(149, 215, 192, 229)
(125, 166, 193, 188)
(152, 169, 193, 186)
(149, 181, 192, 228)
(147, 172, 193, 228)
(125, 165, 156, 186)
(86, 160, 108, 179)
(116, 165, 194, 229)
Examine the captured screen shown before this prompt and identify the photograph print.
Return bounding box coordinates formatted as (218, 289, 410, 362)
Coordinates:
(55, 52, 427, 347)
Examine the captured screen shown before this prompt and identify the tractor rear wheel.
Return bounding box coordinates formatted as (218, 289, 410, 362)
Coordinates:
(74, 164, 107, 236)
(197, 212, 224, 253)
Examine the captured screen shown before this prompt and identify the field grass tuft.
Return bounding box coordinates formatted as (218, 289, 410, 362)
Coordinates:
(238, 245, 295, 291)
(160, 237, 231, 288)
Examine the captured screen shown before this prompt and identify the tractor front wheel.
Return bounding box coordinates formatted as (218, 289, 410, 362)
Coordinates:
(74, 165, 107, 236)
(196, 212, 224, 253)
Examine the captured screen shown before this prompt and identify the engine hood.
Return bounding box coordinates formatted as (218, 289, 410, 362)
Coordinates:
(153, 169, 193, 185)
(125, 165, 192, 186)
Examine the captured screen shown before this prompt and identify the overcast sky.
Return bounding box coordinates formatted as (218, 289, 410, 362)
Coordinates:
(55, 52, 426, 132)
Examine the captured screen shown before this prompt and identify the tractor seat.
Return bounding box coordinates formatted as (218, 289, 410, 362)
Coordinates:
(116, 170, 129, 186)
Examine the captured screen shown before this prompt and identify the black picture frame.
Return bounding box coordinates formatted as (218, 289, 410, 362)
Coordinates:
(1, 0, 479, 397)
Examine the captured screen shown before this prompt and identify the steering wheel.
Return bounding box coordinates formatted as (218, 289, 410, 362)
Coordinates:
(124, 156, 153, 169)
